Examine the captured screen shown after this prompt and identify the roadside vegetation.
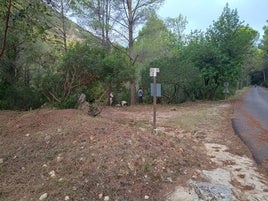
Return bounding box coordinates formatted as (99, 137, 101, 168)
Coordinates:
(1, 1, 268, 111)
(1, 1, 268, 200)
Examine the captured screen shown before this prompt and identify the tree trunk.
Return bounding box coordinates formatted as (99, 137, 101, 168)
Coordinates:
(60, 0, 67, 51)
(130, 82, 136, 105)
(126, 0, 136, 105)
(0, 0, 12, 59)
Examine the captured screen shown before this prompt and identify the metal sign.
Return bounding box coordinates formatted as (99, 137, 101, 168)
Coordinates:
(149, 68, 160, 132)
(150, 83, 161, 97)
(150, 68, 160, 77)
(223, 82, 229, 94)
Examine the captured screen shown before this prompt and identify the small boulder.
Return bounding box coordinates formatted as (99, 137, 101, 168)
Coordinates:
(39, 193, 48, 200)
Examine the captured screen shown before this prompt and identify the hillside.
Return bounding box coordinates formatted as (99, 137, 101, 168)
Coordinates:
(1, 102, 268, 200)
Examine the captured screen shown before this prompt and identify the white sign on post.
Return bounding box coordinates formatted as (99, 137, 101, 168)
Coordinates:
(150, 68, 159, 77)
(149, 68, 160, 132)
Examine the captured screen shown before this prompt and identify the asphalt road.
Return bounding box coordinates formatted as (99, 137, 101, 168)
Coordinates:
(232, 86, 268, 166)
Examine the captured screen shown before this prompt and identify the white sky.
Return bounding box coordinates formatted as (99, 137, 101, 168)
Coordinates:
(158, 0, 268, 38)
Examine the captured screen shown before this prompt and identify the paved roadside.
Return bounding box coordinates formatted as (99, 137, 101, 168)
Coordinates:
(232, 86, 268, 167)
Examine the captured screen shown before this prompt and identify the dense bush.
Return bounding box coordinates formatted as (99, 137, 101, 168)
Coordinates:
(0, 82, 45, 110)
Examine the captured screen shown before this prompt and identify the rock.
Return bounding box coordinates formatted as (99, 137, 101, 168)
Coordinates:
(166, 186, 199, 201)
(153, 128, 161, 135)
(167, 177, 173, 183)
(56, 155, 63, 162)
(121, 100, 128, 106)
(72, 186, 77, 191)
(44, 135, 51, 141)
(79, 101, 89, 112)
(0, 158, 3, 164)
(201, 168, 231, 186)
(104, 195, 109, 201)
(77, 93, 89, 113)
(193, 182, 233, 201)
(144, 195, 150, 199)
(78, 93, 86, 103)
(39, 193, 48, 200)
(49, 170, 56, 178)
(64, 195, 70, 200)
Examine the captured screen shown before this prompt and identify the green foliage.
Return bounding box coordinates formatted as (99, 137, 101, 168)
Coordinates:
(260, 21, 268, 55)
(59, 40, 106, 99)
(33, 40, 134, 108)
(1, 0, 266, 109)
(206, 4, 257, 80)
(134, 12, 175, 68)
(141, 55, 203, 103)
(140, 4, 258, 102)
(33, 69, 63, 102)
(258, 21, 268, 86)
(0, 81, 45, 110)
(103, 47, 134, 86)
(60, 95, 78, 109)
(83, 81, 106, 103)
(263, 80, 268, 88)
(165, 14, 188, 47)
(193, 4, 257, 99)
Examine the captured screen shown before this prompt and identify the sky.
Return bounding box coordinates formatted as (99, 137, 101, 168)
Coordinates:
(158, 0, 268, 37)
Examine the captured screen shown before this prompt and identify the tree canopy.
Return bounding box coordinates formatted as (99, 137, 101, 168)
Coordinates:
(0, 1, 267, 110)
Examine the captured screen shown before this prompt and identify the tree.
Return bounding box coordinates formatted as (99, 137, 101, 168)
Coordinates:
(44, 0, 74, 51)
(0, 0, 50, 84)
(260, 21, 268, 56)
(165, 14, 188, 47)
(72, 0, 114, 51)
(71, 0, 164, 104)
(0, 0, 53, 109)
(0, 0, 12, 59)
(259, 21, 268, 84)
(61, 40, 106, 97)
(114, 0, 164, 104)
(203, 4, 257, 98)
(134, 12, 175, 68)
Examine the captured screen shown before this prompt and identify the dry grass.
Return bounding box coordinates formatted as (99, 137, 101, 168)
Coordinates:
(0, 101, 252, 201)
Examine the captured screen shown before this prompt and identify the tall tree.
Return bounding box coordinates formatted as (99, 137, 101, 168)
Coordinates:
(0, 0, 12, 59)
(44, 0, 74, 51)
(72, 0, 164, 104)
(0, 0, 50, 84)
(0, 0, 51, 109)
(114, 0, 164, 104)
(203, 3, 257, 97)
(259, 21, 268, 82)
(134, 12, 175, 69)
(72, 0, 113, 51)
(165, 14, 188, 46)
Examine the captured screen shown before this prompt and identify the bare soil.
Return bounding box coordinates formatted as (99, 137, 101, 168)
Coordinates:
(0, 101, 262, 201)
